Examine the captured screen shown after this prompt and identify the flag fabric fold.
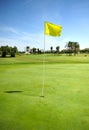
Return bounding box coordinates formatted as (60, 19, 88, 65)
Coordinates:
(44, 22, 62, 37)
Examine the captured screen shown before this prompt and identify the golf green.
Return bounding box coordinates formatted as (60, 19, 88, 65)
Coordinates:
(0, 55, 89, 130)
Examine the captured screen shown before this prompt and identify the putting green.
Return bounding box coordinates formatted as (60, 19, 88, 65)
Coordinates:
(0, 55, 89, 130)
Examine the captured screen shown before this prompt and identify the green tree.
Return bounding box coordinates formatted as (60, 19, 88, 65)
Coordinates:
(66, 41, 80, 55)
(1, 46, 7, 57)
(10, 51, 15, 57)
(13, 46, 18, 53)
(73, 42, 80, 55)
(56, 46, 60, 53)
(0, 45, 18, 57)
(26, 46, 30, 53)
(50, 46, 53, 53)
(33, 48, 36, 54)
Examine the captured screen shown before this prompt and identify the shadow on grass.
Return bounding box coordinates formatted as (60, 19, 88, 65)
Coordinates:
(4, 90, 44, 98)
(4, 90, 22, 93)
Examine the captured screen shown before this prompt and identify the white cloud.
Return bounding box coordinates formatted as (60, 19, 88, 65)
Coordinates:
(0, 25, 19, 34)
(0, 25, 66, 51)
(0, 32, 44, 51)
(0, 37, 24, 51)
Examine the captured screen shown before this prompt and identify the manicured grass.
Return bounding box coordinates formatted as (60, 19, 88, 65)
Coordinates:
(0, 55, 89, 130)
(0, 54, 89, 64)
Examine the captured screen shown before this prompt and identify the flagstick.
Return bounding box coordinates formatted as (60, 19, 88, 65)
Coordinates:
(41, 23, 46, 97)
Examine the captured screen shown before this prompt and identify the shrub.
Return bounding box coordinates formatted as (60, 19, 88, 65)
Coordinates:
(10, 51, 15, 57)
(1, 51, 7, 57)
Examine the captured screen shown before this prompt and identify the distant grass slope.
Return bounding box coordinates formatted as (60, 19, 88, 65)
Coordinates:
(0, 55, 89, 130)
(0, 54, 89, 64)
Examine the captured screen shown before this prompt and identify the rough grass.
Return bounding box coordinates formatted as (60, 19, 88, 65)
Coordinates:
(0, 54, 89, 130)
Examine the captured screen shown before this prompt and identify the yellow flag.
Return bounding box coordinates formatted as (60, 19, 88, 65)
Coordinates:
(44, 22, 62, 37)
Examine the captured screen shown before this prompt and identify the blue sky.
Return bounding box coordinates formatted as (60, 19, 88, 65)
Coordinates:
(0, 0, 89, 51)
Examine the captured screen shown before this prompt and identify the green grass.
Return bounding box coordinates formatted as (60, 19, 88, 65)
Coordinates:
(0, 54, 89, 130)
(0, 54, 89, 64)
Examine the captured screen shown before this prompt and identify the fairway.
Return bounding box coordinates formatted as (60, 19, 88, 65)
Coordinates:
(0, 55, 89, 130)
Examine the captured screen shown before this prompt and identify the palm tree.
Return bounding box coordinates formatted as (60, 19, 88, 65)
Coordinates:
(50, 46, 53, 53)
(26, 46, 30, 53)
(56, 46, 60, 53)
(33, 48, 36, 54)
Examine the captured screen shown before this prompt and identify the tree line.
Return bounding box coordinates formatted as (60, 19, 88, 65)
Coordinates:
(0, 45, 18, 57)
(25, 41, 80, 55)
(1, 41, 89, 57)
(64, 41, 89, 55)
(25, 46, 60, 54)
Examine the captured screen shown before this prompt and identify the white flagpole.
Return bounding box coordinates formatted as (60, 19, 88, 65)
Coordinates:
(41, 22, 46, 97)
